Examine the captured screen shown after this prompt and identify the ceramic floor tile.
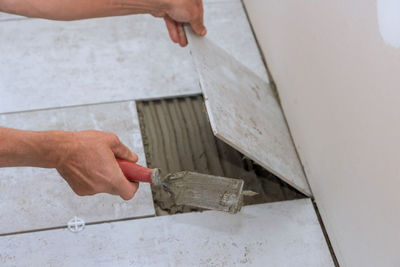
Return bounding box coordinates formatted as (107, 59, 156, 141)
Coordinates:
(203, 0, 269, 81)
(0, 12, 27, 21)
(0, 15, 199, 114)
(0, 101, 155, 234)
(0, 199, 334, 267)
(0, 0, 267, 113)
(187, 30, 311, 195)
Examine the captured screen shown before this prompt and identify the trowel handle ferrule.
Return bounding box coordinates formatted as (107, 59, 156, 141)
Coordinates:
(117, 159, 154, 183)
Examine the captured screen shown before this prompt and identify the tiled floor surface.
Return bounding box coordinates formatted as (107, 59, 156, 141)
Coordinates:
(0, 199, 334, 267)
(0, 0, 267, 114)
(0, 102, 154, 234)
(0, 1, 332, 265)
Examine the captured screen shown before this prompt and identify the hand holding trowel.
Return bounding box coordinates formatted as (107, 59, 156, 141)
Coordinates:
(117, 159, 252, 214)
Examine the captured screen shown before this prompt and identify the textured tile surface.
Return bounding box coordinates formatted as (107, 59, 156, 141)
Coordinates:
(187, 30, 311, 195)
(0, 199, 334, 267)
(0, 0, 266, 114)
(0, 15, 198, 114)
(203, 0, 269, 81)
(0, 101, 155, 234)
(0, 12, 27, 21)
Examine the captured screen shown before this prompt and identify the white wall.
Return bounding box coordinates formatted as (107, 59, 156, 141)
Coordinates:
(243, 0, 400, 266)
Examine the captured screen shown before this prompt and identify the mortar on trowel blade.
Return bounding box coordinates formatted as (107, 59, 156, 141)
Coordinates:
(117, 159, 246, 213)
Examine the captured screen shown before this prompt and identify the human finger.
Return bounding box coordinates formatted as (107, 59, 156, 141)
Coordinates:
(176, 22, 187, 47)
(164, 16, 179, 43)
(108, 136, 138, 163)
(190, 3, 206, 36)
(112, 166, 140, 200)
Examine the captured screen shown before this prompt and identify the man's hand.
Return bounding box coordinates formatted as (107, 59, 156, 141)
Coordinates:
(159, 0, 207, 47)
(0, 0, 206, 47)
(56, 130, 139, 200)
(0, 127, 139, 200)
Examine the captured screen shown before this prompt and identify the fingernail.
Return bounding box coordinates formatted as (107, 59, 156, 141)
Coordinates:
(201, 28, 207, 36)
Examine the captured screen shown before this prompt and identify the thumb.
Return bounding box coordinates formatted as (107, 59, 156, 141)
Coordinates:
(110, 139, 138, 163)
(190, 2, 206, 36)
(190, 17, 207, 36)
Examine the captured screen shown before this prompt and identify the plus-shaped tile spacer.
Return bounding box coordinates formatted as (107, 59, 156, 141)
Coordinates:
(67, 216, 85, 233)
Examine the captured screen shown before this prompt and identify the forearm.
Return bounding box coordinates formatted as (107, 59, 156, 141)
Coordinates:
(0, 127, 68, 168)
(0, 0, 168, 21)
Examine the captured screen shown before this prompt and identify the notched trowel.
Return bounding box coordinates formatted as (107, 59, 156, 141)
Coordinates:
(118, 160, 252, 213)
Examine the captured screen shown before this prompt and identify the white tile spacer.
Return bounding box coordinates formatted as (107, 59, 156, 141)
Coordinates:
(67, 216, 85, 233)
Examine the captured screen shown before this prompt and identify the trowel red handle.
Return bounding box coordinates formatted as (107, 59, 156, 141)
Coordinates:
(117, 159, 153, 183)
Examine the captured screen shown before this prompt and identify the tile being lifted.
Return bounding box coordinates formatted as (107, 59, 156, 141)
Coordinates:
(186, 29, 312, 196)
(203, 0, 269, 82)
(0, 199, 334, 267)
(0, 101, 155, 235)
(0, 0, 265, 114)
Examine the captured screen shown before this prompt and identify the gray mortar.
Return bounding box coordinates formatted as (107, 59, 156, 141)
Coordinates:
(136, 95, 304, 215)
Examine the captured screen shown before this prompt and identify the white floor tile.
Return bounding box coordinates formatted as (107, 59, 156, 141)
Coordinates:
(0, 12, 27, 21)
(204, 0, 269, 81)
(0, 15, 199, 114)
(0, 0, 266, 113)
(0, 101, 155, 234)
(187, 30, 311, 196)
(0, 199, 334, 267)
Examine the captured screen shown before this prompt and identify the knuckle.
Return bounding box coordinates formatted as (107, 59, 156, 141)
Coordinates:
(108, 133, 120, 145)
(75, 191, 85, 196)
(120, 194, 130, 201)
(122, 190, 135, 201)
(189, 10, 198, 20)
(74, 189, 88, 197)
(190, 19, 201, 29)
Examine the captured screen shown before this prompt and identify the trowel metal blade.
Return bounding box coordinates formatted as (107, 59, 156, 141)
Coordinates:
(162, 171, 244, 214)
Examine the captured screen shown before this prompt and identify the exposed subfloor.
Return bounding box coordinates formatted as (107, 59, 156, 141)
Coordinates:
(136, 96, 304, 215)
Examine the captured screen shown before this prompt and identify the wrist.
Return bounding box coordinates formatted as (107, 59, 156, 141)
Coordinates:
(0, 128, 73, 168)
(37, 131, 75, 168)
(21, 130, 74, 169)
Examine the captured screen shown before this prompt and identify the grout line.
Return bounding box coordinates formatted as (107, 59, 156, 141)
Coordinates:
(0, 100, 135, 116)
(312, 200, 341, 267)
(0, 92, 202, 116)
(239, 0, 277, 96)
(0, 214, 155, 237)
